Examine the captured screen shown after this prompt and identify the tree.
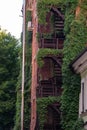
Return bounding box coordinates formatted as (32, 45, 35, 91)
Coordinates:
(0, 29, 20, 130)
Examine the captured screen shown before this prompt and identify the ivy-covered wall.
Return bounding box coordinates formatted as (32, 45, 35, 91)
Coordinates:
(15, 0, 87, 130)
(37, 0, 65, 24)
(36, 1, 64, 130)
(36, 0, 87, 130)
(37, 96, 60, 130)
(36, 48, 62, 68)
(61, 0, 87, 130)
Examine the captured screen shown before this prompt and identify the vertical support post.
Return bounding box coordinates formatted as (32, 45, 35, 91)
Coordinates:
(21, 0, 26, 130)
(30, 0, 38, 130)
(42, 38, 44, 48)
(56, 38, 58, 49)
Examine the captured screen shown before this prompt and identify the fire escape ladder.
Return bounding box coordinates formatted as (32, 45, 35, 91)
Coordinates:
(54, 15, 64, 34)
(54, 106, 60, 114)
(51, 7, 64, 38)
(50, 104, 61, 128)
(54, 63, 61, 77)
(53, 112, 61, 129)
(52, 7, 64, 20)
(52, 56, 62, 68)
(47, 56, 62, 77)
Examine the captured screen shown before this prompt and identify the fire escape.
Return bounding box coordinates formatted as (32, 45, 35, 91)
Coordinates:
(26, 0, 64, 129)
(36, 7, 64, 130)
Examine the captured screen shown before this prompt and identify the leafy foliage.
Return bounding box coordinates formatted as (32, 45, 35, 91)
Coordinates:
(72, 118, 85, 130)
(61, 0, 87, 130)
(37, 0, 64, 24)
(15, 0, 87, 130)
(37, 96, 60, 130)
(37, 48, 62, 67)
(0, 30, 20, 129)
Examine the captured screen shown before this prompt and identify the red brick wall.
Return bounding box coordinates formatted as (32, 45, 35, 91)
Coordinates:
(39, 59, 53, 80)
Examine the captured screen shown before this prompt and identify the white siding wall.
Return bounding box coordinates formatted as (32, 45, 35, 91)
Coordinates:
(79, 78, 85, 114)
(85, 75, 87, 111)
(79, 74, 87, 115)
(79, 91, 82, 115)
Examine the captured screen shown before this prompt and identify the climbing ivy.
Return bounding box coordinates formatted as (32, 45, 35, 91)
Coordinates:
(37, 1, 87, 129)
(37, 0, 64, 24)
(37, 0, 78, 24)
(61, 0, 87, 130)
(14, 0, 87, 130)
(72, 118, 85, 130)
(36, 48, 62, 67)
(37, 96, 60, 130)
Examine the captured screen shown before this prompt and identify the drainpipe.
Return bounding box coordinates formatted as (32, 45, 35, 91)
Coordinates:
(21, 0, 26, 130)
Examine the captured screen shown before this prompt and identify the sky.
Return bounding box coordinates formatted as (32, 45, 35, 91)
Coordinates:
(0, 0, 23, 39)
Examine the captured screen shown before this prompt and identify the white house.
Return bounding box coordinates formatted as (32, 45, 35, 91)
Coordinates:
(70, 48, 87, 130)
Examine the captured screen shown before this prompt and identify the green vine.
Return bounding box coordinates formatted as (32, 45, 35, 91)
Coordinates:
(15, 1, 87, 130)
(37, 96, 60, 130)
(36, 48, 62, 68)
(61, 0, 87, 130)
(37, 0, 64, 24)
(72, 118, 85, 130)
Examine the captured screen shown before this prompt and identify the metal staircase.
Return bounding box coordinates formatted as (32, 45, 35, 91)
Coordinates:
(54, 64, 61, 77)
(36, 7, 64, 130)
(54, 14, 64, 33)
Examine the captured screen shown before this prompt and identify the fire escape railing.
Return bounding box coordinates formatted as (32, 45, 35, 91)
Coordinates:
(36, 78, 62, 98)
(39, 38, 64, 49)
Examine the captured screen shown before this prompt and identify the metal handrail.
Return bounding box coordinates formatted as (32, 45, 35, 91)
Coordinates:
(39, 38, 64, 49)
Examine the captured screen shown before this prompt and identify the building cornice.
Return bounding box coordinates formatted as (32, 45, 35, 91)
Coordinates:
(70, 48, 87, 74)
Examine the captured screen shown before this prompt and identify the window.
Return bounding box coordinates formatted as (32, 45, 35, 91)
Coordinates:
(82, 82, 84, 113)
